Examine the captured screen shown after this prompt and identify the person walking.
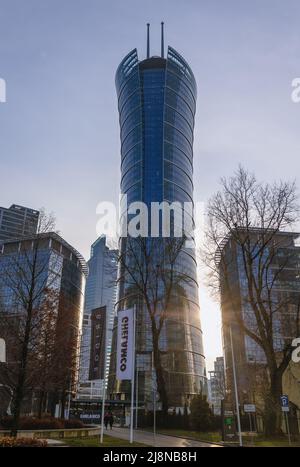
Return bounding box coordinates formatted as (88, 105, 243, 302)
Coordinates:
(104, 412, 110, 430)
(109, 412, 114, 430)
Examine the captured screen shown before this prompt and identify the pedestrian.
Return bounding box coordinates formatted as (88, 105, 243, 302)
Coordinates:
(109, 412, 114, 430)
(104, 412, 110, 430)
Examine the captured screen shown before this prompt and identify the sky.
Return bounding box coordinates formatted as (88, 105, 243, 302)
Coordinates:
(0, 0, 300, 371)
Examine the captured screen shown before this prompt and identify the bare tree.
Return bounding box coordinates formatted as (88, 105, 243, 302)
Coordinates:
(203, 166, 300, 435)
(110, 234, 194, 414)
(0, 210, 60, 435)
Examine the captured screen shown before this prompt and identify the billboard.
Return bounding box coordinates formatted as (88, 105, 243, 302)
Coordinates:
(89, 306, 106, 380)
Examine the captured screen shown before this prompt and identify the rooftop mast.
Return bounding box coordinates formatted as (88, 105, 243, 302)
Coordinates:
(147, 23, 150, 58)
(161, 22, 164, 58)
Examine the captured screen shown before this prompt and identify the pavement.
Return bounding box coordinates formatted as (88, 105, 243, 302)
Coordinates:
(103, 427, 222, 447)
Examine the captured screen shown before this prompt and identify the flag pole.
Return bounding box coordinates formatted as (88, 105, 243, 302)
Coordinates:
(130, 306, 136, 443)
(100, 323, 107, 444)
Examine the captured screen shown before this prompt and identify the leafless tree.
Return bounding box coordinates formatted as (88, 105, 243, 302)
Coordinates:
(110, 234, 194, 414)
(203, 166, 300, 435)
(0, 210, 61, 435)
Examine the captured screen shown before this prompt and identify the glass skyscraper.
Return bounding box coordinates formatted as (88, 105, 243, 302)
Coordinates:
(108, 34, 206, 408)
(77, 236, 117, 399)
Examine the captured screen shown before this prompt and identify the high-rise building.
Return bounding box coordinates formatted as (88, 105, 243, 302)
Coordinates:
(208, 357, 225, 415)
(0, 232, 87, 416)
(77, 236, 117, 399)
(0, 204, 39, 241)
(219, 229, 300, 414)
(108, 25, 206, 408)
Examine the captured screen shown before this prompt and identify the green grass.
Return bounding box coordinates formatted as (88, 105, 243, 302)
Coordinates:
(57, 436, 146, 447)
(242, 435, 300, 447)
(144, 428, 300, 447)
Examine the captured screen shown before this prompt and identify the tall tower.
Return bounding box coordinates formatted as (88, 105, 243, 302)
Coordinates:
(108, 26, 206, 408)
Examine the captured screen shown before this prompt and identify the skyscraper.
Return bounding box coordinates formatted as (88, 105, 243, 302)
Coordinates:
(108, 25, 206, 409)
(77, 236, 117, 399)
(0, 204, 39, 242)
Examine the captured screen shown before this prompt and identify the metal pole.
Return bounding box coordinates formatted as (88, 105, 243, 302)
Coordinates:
(152, 351, 156, 446)
(100, 328, 107, 443)
(67, 380, 72, 420)
(285, 411, 291, 446)
(130, 306, 136, 444)
(146, 23, 150, 59)
(248, 413, 253, 446)
(229, 325, 243, 446)
(135, 367, 139, 429)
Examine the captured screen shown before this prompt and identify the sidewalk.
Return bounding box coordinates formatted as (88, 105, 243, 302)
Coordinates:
(103, 427, 222, 447)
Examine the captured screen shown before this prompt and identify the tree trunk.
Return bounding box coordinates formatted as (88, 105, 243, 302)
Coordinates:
(10, 368, 26, 437)
(151, 322, 168, 414)
(264, 370, 283, 437)
(60, 390, 66, 419)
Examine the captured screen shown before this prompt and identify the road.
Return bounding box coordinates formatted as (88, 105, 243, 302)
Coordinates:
(104, 427, 222, 447)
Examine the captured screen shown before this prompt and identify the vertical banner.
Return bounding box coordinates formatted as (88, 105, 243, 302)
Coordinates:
(89, 306, 106, 380)
(116, 308, 134, 380)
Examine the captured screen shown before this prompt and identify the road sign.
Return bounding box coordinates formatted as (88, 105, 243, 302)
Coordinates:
(280, 395, 290, 412)
(0, 339, 6, 363)
(244, 404, 256, 413)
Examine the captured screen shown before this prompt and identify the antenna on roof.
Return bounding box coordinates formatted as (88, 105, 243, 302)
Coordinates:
(147, 23, 150, 58)
(161, 22, 164, 58)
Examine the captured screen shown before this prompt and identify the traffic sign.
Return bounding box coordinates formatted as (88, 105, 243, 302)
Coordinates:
(280, 395, 289, 412)
(244, 404, 256, 413)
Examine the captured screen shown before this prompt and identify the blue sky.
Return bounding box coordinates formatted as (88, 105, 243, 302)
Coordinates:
(1, 0, 300, 370)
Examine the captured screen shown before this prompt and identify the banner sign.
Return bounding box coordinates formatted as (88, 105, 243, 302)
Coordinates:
(116, 308, 134, 380)
(89, 306, 106, 380)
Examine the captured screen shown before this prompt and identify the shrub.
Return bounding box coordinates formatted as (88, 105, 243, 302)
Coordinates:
(0, 437, 47, 447)
(0, 416, 85, 431)
(190, 393, 214, 431)
(0, 416, 62, 430)
(63, 419, 84, 429)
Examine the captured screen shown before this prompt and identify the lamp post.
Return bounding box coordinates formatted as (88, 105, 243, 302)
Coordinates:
(229, 324, 243, 447)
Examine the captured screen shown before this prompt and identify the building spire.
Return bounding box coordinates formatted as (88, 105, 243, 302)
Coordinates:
(147, 23, 150, 58)
(161, 21, 164, 58)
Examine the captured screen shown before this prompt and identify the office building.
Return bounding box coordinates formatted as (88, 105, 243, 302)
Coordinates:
(77, 236, 117, 399)
(108, 25, 206, 408)
(208, 357, 225, 415)
(0, 232, 87, 416)
(218, 229, 300, 417)
(0, 204, 39, 241)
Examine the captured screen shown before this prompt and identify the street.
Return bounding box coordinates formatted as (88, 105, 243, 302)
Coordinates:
(103, 427, 222, 448)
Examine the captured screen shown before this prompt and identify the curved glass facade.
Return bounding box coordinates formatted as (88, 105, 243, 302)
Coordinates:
(108, 47, 206, 407)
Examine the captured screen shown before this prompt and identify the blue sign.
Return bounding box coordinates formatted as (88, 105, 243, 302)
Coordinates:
(280, 395, 289, 407)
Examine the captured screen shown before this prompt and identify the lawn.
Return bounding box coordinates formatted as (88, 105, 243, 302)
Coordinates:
(58, 436, 146, 447)
(147, 428, 300, 447)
